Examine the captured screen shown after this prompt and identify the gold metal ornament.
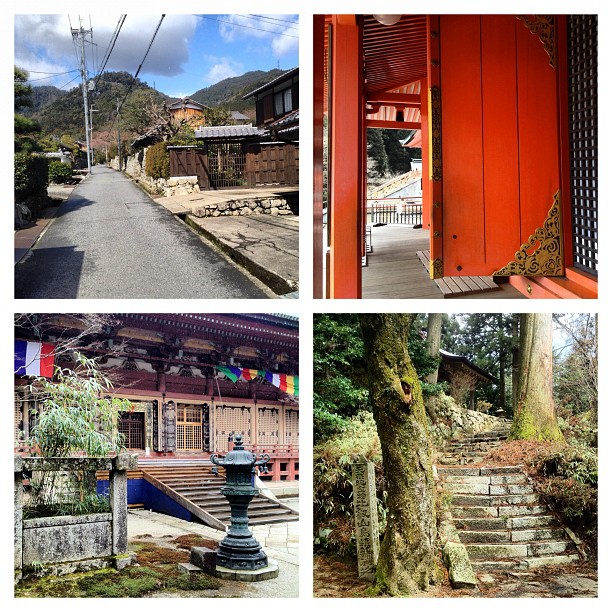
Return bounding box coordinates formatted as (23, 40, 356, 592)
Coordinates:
(430, 258, 444, 279)
(517, 15, 556, 68)
(492, 191, 563, 276)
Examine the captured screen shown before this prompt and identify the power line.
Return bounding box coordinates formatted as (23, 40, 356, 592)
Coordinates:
(94, 14, 126, 88)
(26, 70, 79, 83)
(105, 15, 166, 138)
(199, 15, 298, 38)
(244, 14, 299, 29)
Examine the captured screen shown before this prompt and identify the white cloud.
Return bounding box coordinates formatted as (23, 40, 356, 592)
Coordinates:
(14, 14, 199, 87)
(217, 14, 298, 58)
(204, 57, 242, 85)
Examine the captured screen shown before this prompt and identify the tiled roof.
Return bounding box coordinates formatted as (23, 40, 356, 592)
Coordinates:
(194, 125, 266, 139)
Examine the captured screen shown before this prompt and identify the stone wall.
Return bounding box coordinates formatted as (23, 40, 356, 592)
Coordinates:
(428, 394, 511, 443)
(192, 196, 292, 218)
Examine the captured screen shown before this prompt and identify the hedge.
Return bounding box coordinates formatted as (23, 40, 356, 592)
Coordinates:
(145, 142, 170, 180)
(15, 153, 49, 201)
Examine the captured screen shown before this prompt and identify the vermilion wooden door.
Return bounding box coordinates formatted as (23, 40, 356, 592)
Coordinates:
(430, 15, 563, 278)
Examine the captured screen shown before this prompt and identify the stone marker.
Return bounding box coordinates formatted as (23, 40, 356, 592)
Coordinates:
(352, 460, 380, 578)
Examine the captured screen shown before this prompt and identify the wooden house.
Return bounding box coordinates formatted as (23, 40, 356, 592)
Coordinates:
(243, 67, 299, 135)
(314, 15, 597, 298)
(168, 97, 209, 127)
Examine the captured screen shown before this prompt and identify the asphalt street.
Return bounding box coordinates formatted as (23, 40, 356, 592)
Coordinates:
(15, 166, 269, 299)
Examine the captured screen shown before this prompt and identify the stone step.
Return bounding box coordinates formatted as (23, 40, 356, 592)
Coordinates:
(442, 474, 527, 485)
(451, 505, 548, 518)
(459, 528, 566, 544)
(452, 493, 538, 506)
(520, 553, 581, 569)
(454, 514, 556, 530)
(437, 466, 524, 476)
(443, 482, 534, 495)
(466, 539, 574, 559)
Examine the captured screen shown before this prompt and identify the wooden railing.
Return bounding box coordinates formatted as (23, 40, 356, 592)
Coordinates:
(366, 197, 422, 226)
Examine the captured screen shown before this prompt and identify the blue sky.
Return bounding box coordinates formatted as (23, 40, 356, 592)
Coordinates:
(14, 14, 299, 97)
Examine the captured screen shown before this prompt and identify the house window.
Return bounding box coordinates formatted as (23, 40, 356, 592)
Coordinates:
(274, 87, 293, 116)
(568, 15, 598, 275)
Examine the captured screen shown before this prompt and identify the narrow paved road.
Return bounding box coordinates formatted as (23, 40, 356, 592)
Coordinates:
(15, 166, 269, 299)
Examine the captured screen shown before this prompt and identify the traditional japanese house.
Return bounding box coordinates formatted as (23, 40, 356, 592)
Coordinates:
(168, 97, 209, 127)
(314, 15, 597, 299)
(15, 313, 299, 527)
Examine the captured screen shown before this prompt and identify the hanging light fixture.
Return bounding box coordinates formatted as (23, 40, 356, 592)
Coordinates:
(373, 15, 402, 26)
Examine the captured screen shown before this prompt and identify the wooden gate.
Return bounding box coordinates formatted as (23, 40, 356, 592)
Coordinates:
(169, 143, 299, 190)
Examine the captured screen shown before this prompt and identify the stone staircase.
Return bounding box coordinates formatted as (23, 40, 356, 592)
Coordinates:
(437, 429, 581, 574)
(141, 465, 298, 529)
(437, 429, 510, 466)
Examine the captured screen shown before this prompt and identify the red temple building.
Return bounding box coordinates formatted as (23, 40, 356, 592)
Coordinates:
(14, 313, 299, 527)
(314, 15, 597, 299)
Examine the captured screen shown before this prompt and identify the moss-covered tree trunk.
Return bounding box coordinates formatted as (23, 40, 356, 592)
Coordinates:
(511, 313, 563, 441)
(425, 313, 442, 384)
(359, 314, 438, 595)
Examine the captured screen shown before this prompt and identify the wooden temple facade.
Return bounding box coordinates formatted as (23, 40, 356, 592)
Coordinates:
(314, 15, 598, 299)
(14, 313, 299, 481)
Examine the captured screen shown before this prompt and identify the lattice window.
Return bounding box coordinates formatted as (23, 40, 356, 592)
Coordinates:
(15, 391, 23, 442)
(118, 412, 145, 449)
(568, 15, 598, 275)
(284, 409, 299, 446)
(176, 404, 202, 451)
(258, 407, 279, 446)
(214, 405, 251, 451)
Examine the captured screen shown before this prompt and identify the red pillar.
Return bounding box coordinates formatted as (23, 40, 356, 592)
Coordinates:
(420, 77, 431, 231)
(313, 15, 325, 297)
(329, 15, 363, 298)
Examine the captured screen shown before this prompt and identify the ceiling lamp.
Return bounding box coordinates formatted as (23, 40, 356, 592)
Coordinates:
(373, 15, 402, 26)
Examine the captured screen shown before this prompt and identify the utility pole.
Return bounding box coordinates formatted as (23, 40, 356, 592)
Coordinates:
(116, 102, 121, 170)
(72, 21, 93, 174)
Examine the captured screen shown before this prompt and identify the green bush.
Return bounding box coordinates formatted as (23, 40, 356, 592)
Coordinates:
(145, 142, 170, 179)
(15, 152, 49, 201)
(531, 444, 598, 549)
(313, 411, 383, 557)
(48, 160, 72, 184)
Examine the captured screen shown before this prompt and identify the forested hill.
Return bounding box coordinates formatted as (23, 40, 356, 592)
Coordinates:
(190, 68, 286, 114)
(27, 71, 166, 137)
(24, 68, 284, 138)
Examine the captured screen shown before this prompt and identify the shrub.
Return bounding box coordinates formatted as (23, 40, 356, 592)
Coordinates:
(531, 444, 598, 550)
(313, 411, 384, 557)
(145, 142, 170, 179)
(48, 160, 72, 184)
(15, 152, 49, 201)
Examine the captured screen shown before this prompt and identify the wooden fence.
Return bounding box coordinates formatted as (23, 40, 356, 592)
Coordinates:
(169, 142, 299, 190)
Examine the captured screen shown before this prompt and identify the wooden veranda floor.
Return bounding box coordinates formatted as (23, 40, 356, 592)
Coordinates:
(361, 225, 526, 299)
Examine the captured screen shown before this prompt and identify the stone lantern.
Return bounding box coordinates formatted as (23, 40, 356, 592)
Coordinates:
(211, 434, 278, 580)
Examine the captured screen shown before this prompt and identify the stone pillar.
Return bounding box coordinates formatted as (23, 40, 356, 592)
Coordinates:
(352, 460, 380, 578)
(14, 456, 23, 574)
(110, 454, 137, 556)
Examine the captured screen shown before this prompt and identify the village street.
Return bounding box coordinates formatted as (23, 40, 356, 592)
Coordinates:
(15, 166, 270, 299)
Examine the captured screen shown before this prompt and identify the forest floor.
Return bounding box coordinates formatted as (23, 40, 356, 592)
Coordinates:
(313, 439, 598, 598)
(313, 554, 597, 597)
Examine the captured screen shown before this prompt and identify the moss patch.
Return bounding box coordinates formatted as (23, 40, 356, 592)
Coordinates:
(15, 541, 221, 598)
(172, 534, 219, 551)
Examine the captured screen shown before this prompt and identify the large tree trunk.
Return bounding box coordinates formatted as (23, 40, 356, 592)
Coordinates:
(497, 314, 506, 412)
(359, 314, 438, 595)
(511, 313, 563, 441)
(425, 313, 442, 384)
(511, 314, 520, 416)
